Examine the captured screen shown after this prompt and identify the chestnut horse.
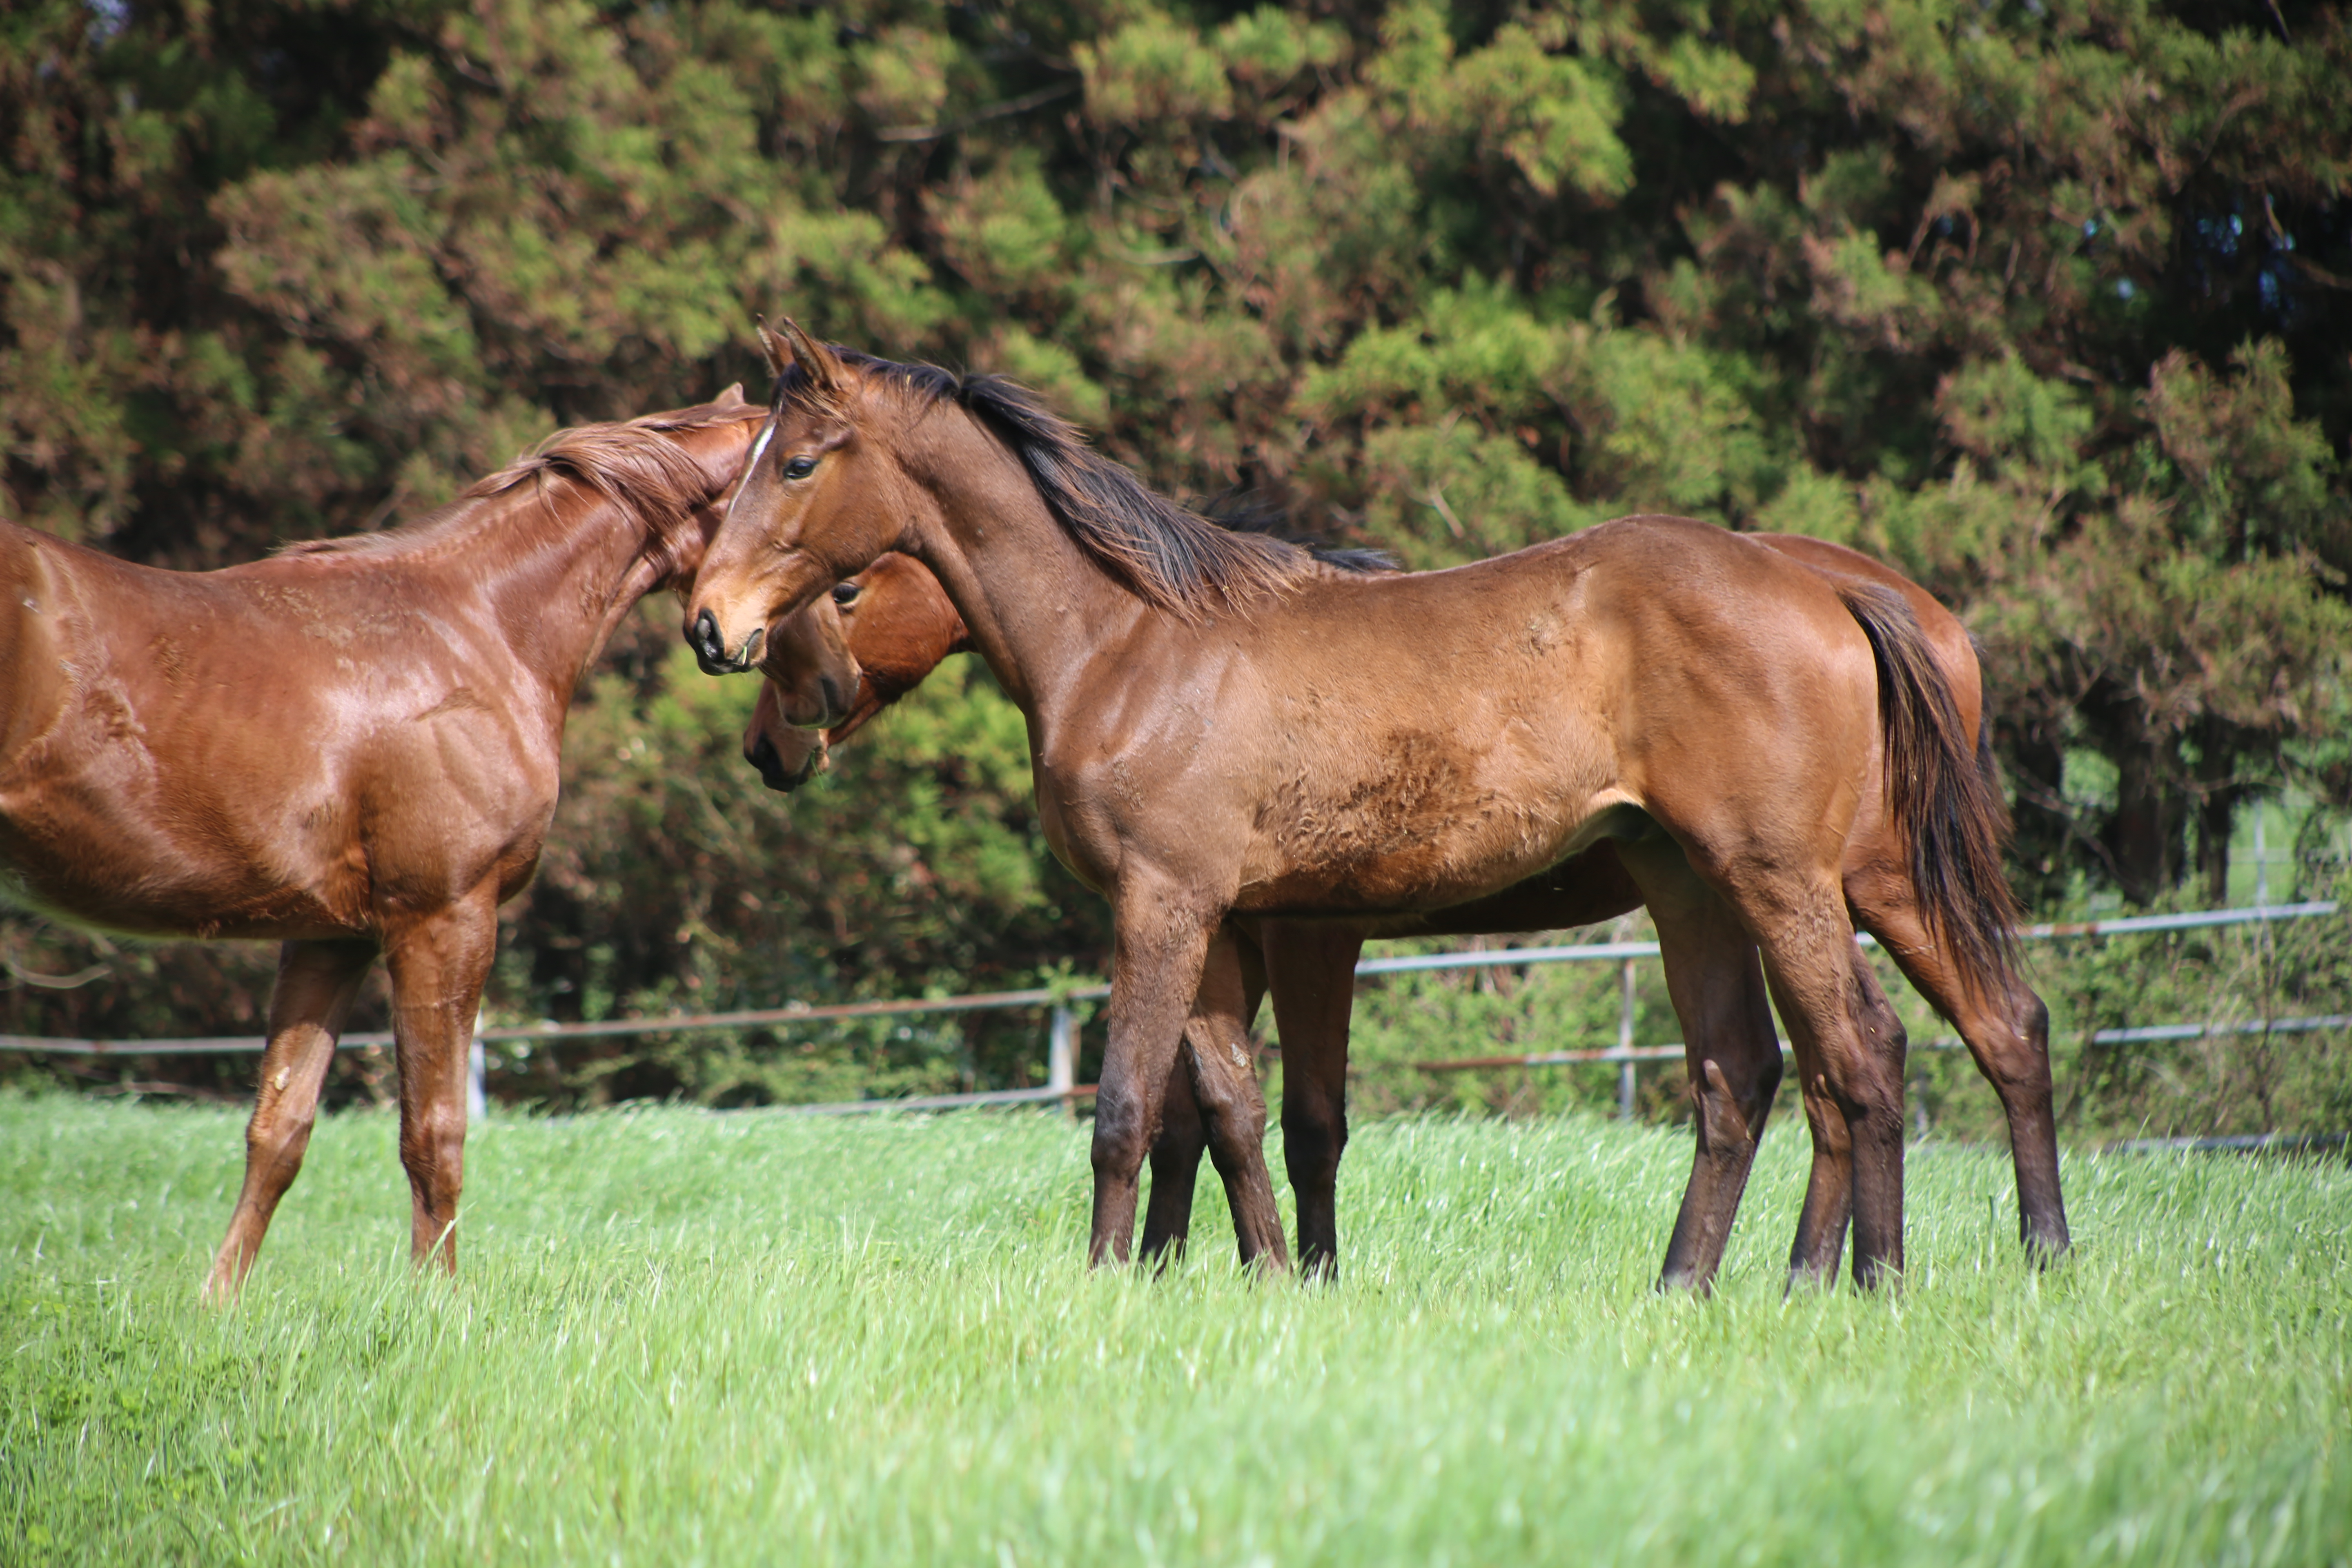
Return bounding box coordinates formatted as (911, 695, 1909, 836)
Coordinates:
(0, 389, 856, 1298)
(744, 546, 2070, 1283)
(688, 323, 2054, 1289)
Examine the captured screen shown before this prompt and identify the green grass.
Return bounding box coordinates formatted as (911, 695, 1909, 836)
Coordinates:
(4, 1095, 2348, 1566)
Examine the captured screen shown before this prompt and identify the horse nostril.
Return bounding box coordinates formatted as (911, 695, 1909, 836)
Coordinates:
(691, 608, 724, 670)
(819, 674, 845, 720)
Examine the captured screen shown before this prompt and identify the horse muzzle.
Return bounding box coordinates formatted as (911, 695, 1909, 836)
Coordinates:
(689, 609, 764, 675)
(745, 730, 821, 792)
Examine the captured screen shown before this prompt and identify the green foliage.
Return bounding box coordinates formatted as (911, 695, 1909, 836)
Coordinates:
(4, 1096, 2350, 1564)
(5, 0, 2351, 1102)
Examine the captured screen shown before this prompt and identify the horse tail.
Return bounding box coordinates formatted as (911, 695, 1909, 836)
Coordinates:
(1838, 583, 2021, 1002)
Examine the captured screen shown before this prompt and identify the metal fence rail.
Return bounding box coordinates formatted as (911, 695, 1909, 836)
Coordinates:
(1400, 902, 2344, 1112)
(6, 900, 2342, 1116)
(1414, 1013, 2352, 1075)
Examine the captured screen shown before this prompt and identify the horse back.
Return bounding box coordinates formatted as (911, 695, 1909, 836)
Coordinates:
(1191, 519, 1881, 914)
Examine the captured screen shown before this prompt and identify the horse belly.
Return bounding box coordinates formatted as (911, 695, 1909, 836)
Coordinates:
(0, 688, 376, 942)
(1232, 735, 1619, 915)
(0, 788, 369, 940)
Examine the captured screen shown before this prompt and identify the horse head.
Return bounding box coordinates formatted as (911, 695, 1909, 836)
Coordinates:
(744, 553, 971, 792)
(688, 319, 904, 674)
(749, 584, 860, 744)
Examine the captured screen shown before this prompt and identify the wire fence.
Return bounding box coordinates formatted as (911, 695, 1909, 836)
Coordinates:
(7, 900, 2341, 1118)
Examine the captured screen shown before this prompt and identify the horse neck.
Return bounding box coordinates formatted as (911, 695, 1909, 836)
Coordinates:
(440, 445, 728, 698)
(891, 407, 1151, 721)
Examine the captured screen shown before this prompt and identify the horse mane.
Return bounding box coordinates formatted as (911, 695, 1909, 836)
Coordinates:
(280, 396, 760, 560)
(781, 352, 1321, 620)
(1200, 492, 1395, 576)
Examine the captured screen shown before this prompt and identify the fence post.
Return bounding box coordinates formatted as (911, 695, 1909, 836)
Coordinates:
(1047, 1004, 1076, 1122)
(1616, 956, 1637, 1120)
(468, 1007, 487, 1123)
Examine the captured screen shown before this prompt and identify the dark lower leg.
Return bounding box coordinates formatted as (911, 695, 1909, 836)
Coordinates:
(1855, 889, 2071, 1264)
(1089, 900, 1214, 1266)
(1988, 992, 2069, 1260)
(1787, 1069, 1855, 1286)
(1840, 957, 1910, 1288)
(1762, 930, 1902, 1289)
(1618, 840, 1782, 1293)
(1261, 922, 1360, 1278)
(1659, 1055, 1779, 1292)
(1185, 931, 1287, 1271)
(1281, 1088, 1346, 1278)
(1139, 1056, 1206, 1267)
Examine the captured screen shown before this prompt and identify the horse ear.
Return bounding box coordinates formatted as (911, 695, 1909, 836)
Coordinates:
(715, 381, 746, 406)
(776, 317, 846, 402)
(754, 317, 791, 379)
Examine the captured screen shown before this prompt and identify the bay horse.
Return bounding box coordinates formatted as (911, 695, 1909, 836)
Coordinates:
(0, 388, 856, 1299)
(743, 546, 2070, 1284)
(687, 321, 2060, 1289)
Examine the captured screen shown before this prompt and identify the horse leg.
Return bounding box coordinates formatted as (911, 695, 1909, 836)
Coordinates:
(1259, 920, 1362, 1280)
(383, 895, 500, 1274)
(1782, 946, 1909, 1284)
(1181, 928, 1289, 1271)
(1089, 884, 1215, 1266)
(1617, 838, 1782, 1293)
(1139, 1054, 1207, 1268)
(1784, 1045, 1854, 1287)
(1748, 881, 1909, 1289)
(203, 938, 378, 1301)
(1142, 931, 1273, 1268)
(1848, 872, 2070, 1261)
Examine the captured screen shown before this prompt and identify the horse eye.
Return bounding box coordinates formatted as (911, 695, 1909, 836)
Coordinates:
(782, 454, 817, 481)
(831, 582, 862, 608)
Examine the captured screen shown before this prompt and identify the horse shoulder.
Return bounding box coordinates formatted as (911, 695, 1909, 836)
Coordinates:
(0, 527, 74, 772)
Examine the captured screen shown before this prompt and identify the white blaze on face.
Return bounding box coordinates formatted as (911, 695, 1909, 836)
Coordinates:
(731, 420, 778, 520)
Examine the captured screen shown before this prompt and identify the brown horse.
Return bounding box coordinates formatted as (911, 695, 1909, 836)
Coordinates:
(687, 323, 2058, 1289)
(744, 544, 2069, 1283)
(0, 389, 856, 1298)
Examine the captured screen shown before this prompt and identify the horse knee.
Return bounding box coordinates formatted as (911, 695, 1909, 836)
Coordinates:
(1962, 988, 2057, 1107)
(246, 1091, 319, 1168)
(2001, 993, 2055, 1080)
(1281, 1096, 1347, 1185)
(2017, 989, 2050, 1042)
(1090, 1098, 1155, 1181)
(1693, 1057, 1774, 1153)
(399, 1103, 468, 1204)
(1823, 1069, 1905, 1150)
(1193, 1080, 1269, 1176)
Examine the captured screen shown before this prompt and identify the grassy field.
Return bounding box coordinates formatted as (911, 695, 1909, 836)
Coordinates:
(4, 1094, 2347, 1566)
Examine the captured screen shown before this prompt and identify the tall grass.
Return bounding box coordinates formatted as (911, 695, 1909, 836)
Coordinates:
(4, 1094, 2347, 1565)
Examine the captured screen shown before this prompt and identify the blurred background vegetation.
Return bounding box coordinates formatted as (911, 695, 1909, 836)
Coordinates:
(2, 0, 2348, 1132)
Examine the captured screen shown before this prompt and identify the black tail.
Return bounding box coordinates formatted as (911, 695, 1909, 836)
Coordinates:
(1838, 584, 2021, 1002)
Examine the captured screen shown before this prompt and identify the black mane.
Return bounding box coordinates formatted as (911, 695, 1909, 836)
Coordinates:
(781, 351, 1335, 618)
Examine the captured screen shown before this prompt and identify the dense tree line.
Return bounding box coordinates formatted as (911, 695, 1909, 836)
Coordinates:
(3, 0, 2347, 1102)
